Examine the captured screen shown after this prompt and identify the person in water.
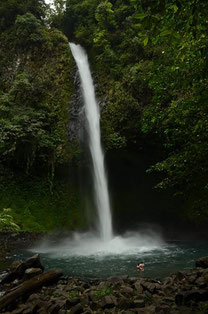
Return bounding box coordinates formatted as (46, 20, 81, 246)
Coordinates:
(137, 261, 144, 271)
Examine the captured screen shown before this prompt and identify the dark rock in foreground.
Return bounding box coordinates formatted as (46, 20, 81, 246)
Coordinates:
(1, 256, 208, 313)
(196, 256, 208, 269)
(1, 253, 44, 284)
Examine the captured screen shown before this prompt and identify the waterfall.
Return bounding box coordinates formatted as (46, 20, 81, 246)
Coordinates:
(69, 43, 113, 241)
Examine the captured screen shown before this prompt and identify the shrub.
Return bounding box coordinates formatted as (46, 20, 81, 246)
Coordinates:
(0, 208, 20, 232)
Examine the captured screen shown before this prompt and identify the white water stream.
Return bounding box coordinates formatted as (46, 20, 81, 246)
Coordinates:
(31, 43, 164, 258)
(70, 43, 113, 241)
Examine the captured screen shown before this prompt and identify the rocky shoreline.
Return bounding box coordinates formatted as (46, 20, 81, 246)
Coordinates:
(0, 253, 208, 313)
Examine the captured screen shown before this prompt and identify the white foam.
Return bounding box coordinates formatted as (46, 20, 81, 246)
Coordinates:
(31, 230, 165, 257)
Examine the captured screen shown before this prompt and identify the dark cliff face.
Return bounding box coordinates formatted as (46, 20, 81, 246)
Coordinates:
(106, 150, 177, 231)
(105, 150, 208, 240)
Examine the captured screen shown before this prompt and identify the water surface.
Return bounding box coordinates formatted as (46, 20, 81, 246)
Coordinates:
(14, 241, 208, 279)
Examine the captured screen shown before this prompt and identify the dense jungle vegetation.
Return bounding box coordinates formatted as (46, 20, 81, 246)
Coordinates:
(0, 0, 208, 232)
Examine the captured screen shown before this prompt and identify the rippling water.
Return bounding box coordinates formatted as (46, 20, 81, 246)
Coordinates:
(10, 233, 208, 279)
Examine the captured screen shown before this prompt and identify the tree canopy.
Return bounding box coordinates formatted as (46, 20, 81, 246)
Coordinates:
(1, 0, 208, 225)
(0, 0, 73, 177)
(61, 0, 208, 219)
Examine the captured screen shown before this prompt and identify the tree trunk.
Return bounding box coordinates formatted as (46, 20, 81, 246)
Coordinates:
(0, 269, 63, 311)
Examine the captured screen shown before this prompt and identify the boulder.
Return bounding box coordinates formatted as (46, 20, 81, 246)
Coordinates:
(196, 256, 208, 268)
(117, 295, 134, 309)
(23, 268, 43, 281)
(1, 254, 44, 284)
(155, 304, 170, 312)
(47, 303, 61, 314)
(120, 286, 134, 294)
(11, 304, 28, 314)
(134, 280, 143, 293)
(99, 295, 115, 309)
(70, 303, 83, 314)
(107, 276, 124, 285)
(132, 299, 145, 308)
(175, 271, 186, 281)
(141, 282, 156, 293)
(22, 308, 34, 314)
(10, 260, 23, 270)
(0, 269, 63, 311)
(175, 290, 208, 306)
(27, 293, 40, 303)
(187, 273, 197, 284)
(195, 276, 206, 288)
(68, 297, 80, 305)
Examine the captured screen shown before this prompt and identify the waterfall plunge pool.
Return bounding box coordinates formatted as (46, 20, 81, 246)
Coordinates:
(9, 232, 208, 280)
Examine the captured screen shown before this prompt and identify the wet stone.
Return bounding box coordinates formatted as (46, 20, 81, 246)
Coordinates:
(121, 286, 134, 294)
(187, 274, 197, 284)
(58, 310, 66, 314)
(23, 267, 43, 280)
(144, 290, 152, 298)
(99, 295, 115, 308)
(68, 297, 80, 305)
(53, 288, 69, 298)
(133, 299, 145, 308)
(175, 271, 186, 281)
(12, 305, 28, 314)
(134, 281, 143, 293)
(155, 304, 170, 312)
(117, 296, 134, 309)
(48, 303, 61, 314)
(195, 276, 206, 288)
(23, 309, 34, 314)
(70, 303, 83, 314)
(196, 256, 208, 268)
(107, 276, 124, 284)
(27, 293, 40, 303)
(175, 290, 208, 306)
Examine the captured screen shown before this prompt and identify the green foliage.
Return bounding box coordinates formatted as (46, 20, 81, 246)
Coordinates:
(1, 0, 208, 225)
(140, 0, 208, 217)
(63, 0, 152, 149)
(0, 177, 86, 232)
(0, 2, 74, 176)
(94, 286, 112, 299)
(15, 13, 44, 47)
(68, 290, 79, 299)
(0, 0, 46, 33)
(198, 303, 208, 314)
(0, 208, 20, 232)
(61, 0, 208, 220)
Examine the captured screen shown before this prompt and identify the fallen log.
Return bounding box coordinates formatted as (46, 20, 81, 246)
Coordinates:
(0, 268, 63, 311)
(1, 253, 44, 284)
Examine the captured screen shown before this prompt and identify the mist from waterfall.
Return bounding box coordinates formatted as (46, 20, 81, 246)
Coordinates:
(69, 43, 113, 241)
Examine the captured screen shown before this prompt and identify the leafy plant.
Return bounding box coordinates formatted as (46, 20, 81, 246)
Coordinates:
(0, 208, 20, 232)
(68, 290, 79, 299)
(94, 286, 112, 299)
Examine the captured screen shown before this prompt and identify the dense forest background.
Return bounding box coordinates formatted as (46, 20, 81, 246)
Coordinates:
(0, 0, 208, 234)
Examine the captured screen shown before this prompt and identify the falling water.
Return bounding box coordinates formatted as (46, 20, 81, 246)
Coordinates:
(69, 43, 113, 241)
